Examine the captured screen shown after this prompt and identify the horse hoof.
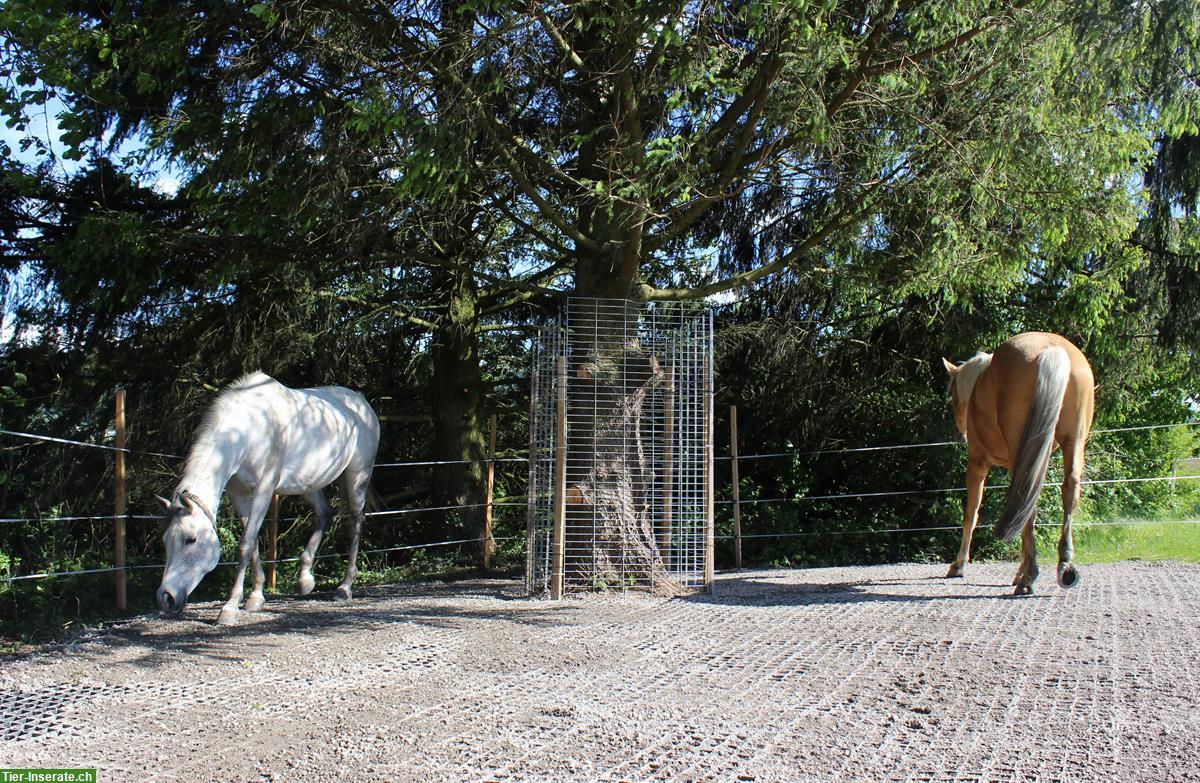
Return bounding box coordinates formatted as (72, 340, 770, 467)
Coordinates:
(216, 608, 241, 626)
(297, 573, 316, 596)
(243, 595, 265, 612)
(334, 586, 352, 601)
(1057, 564, 1080, 589)
(1013, 584, 1033, 596)
(945, 564, 963, 578)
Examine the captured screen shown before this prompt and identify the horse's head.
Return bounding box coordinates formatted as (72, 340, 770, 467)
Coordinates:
(942, 352, 993, 445)
(156, 491, 221, 614)
(941, 357, 969, 444)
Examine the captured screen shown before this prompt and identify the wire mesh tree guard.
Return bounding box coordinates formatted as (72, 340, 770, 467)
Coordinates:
(526, 298, 715, 597)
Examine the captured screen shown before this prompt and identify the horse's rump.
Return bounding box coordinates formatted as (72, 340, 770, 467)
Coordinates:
(993, 347, 1071, 541)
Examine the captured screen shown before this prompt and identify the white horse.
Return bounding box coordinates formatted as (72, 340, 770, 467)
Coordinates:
(156, 372, 380, 625)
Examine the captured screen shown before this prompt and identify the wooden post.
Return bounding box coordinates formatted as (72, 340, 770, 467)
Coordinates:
(551, 355, 567, 600)
(267, 495, 279, 591)
(114, 388, 127, 611)
(731, 405, 742, 570)
(659, 367, 674, 560)
(483, 414, 497, 570)
(704, 358, 715, 593)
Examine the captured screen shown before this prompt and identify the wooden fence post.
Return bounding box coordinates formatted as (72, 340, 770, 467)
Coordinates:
(731, 405, 742, 569)
(551, 355, 567, 600)
(267, 495, 279, 591)
(483, 414, 497, 570)
(114, 388, 127, 611)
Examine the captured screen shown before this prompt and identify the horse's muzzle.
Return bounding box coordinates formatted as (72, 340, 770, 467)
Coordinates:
(157, 588, 186, 614)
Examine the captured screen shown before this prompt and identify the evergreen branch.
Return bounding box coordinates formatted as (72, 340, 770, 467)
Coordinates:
(536, 9, 585, 70)
(638, 179, 889, 301)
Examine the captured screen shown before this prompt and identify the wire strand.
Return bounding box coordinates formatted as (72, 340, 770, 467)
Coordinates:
(0, 536, 528, 583)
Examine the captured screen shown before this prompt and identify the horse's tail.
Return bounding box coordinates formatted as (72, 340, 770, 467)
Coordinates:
(993, 347, 1071, 541)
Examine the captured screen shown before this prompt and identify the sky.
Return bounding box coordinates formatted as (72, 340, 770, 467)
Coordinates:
(2, 91, 182, 195)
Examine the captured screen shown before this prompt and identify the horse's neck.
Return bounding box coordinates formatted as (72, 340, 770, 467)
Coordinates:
(177, 431, 244, 509)
(957, 353, 993, 408)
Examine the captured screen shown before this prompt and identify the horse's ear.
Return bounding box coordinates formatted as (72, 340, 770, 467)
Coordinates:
(155, 494, 172, 510)
(179, 493, 195, 512)
(941, 357, 959, 376)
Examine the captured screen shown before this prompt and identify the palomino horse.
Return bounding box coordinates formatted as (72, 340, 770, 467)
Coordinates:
(942, 332, 1094, 594)
(156, 372, 379, 625)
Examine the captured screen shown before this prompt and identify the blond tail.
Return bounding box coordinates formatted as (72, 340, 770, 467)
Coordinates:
(993, 348, 1071, 541)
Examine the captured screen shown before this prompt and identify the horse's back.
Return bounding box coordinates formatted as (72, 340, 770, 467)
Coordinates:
(297, 384, 380, 452)
(220, 374, 379, 494)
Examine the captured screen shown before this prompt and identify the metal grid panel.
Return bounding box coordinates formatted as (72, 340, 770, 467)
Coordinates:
(527, 297, 713, 595)
(526, 318, 563, 594)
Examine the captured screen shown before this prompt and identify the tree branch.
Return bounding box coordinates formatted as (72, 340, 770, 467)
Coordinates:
(536, 9, 585, 70)
(638, 179, 889, 301)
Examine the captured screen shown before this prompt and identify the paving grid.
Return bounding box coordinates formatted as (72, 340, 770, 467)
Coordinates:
(1, 561, 1198, 782)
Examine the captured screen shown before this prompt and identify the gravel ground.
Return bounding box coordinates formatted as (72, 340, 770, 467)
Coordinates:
(1, 561, 1199, 782)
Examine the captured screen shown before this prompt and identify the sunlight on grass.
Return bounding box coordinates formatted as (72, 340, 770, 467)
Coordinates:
(1037, 521, 1200, 564)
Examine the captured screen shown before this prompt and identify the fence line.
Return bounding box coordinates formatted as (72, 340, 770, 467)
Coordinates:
(716, 474, 1200, 506)
(1, 474, 1186, 526)
(715, 421, 1200, 462)
(2, 414, 1197, 591)
(0, 536, 525, 584)
(375, 457, 528, 468)
(714, 518, 1200, 541)
(0, 514, 162, 524)
(0, 428, 183, 460)
(4, 420, 1196, 471)
(8, 511, 1200, 585)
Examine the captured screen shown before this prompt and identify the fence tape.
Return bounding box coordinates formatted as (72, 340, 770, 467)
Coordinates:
(5, 420, 1194, 469)
(717, 474, 1200, 506)
(715, 518, 1200, 541)
(715, 421, 1200, 462)
(0, 536, 526, 583)
(0, 429, 183, 459)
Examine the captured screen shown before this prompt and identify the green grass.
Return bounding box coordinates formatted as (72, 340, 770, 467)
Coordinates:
(1036, 520, 1200, 564)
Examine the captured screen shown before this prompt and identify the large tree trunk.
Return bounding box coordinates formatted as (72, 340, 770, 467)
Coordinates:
(555, 12, 686, 593)
(563, 301, 677, 592)
(429, 271, 486, 545)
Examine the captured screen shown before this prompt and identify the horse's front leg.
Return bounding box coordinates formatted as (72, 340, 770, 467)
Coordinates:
(218, 492, 271, 626)
(1013, 519, 1039, 595)
(243, 543, 266, 613)
(947, 458, 988, 578)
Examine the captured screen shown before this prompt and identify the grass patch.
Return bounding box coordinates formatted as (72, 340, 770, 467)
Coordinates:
(1036, 520, 1200, 564)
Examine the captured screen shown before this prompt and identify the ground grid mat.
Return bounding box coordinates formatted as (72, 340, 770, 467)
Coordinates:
(1, 562, 1198, 782)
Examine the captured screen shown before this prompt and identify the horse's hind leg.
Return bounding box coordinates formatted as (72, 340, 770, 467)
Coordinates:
(297, 490, 333, 596)
(334, 468, 371, 601)
(947, 459, 988, 578)
(1013, 519, 1039, 595)
(1057, 438, 1084, 589)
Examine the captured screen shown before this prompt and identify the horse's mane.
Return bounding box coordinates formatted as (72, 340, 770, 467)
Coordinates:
(182, 371, 273, 476)
(955, 352, 992, 407)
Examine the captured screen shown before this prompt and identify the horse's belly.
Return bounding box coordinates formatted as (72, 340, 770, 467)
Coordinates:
(274, 462, 350, 495)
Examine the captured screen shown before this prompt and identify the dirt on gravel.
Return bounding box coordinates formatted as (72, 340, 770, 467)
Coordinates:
(1, 560, 1198, 782)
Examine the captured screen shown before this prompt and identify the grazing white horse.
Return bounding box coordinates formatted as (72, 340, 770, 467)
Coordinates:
(156, 372, 379, 625)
